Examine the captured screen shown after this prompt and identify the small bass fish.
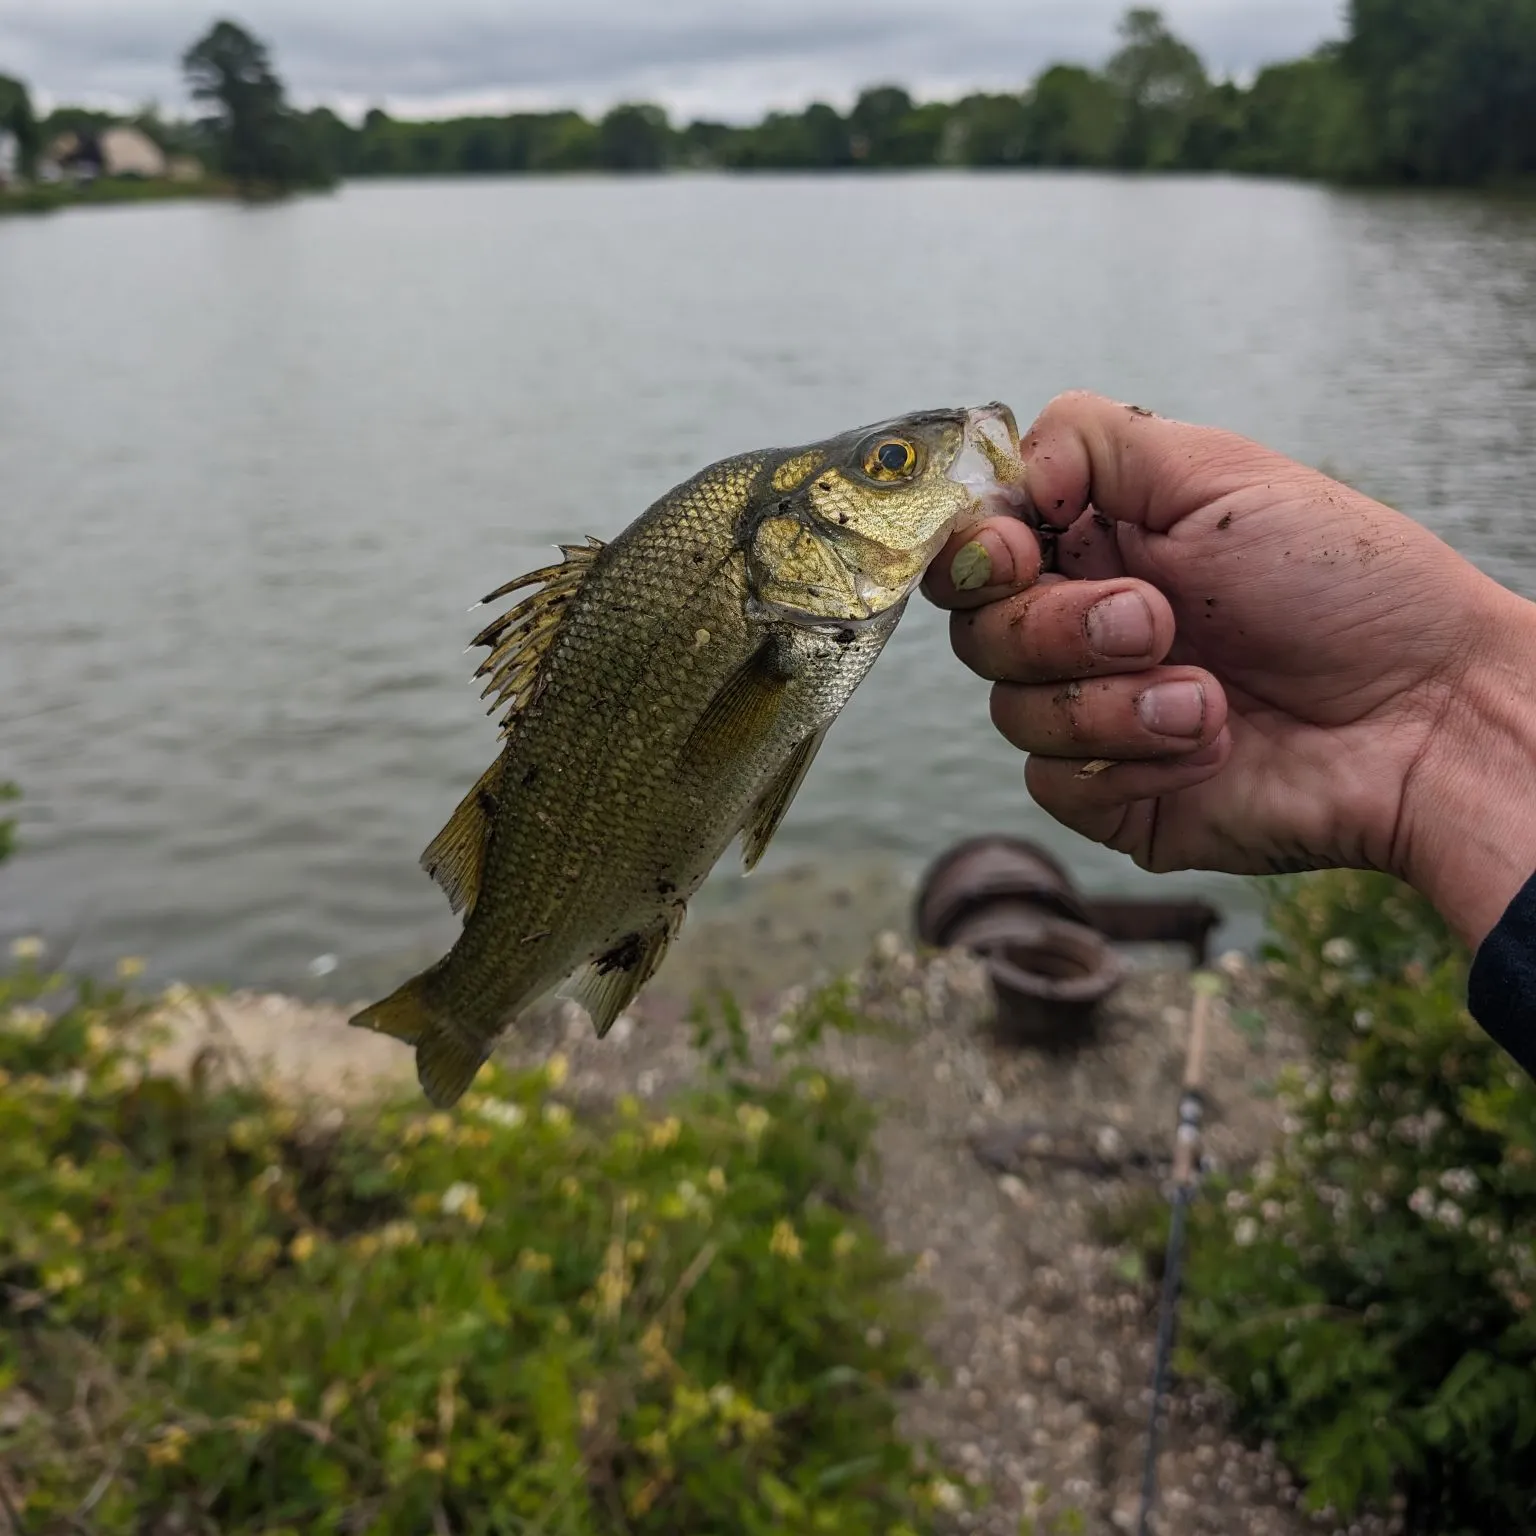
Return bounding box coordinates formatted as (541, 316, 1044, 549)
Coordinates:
(352, 404, 1030, 1105)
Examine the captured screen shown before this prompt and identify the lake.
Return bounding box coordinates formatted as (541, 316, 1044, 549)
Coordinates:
(3, 172, 1534, 996)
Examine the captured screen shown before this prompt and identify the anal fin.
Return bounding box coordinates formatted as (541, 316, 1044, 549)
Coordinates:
(420, 756, 505, 917)
(567, 910, 684, 1038)
(741, 724, 829, 872)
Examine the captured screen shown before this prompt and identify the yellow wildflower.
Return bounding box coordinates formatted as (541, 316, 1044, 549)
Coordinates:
(288, 1231, 317, 1263)
(638, 1429, 670, 1459)
(517, 1248, 553, 1274)
(545, 1051, 569, 1088)
(380, 1219, 420, 1248)
(238, 1341, 262, 1365)
(543, 1102, 572, 1131)
(833, 1230, 857, 1259)
(115, 955, 146, 980)
(272, 1397, 297, 1423)
(419, 1448, 447, 1473)
(145, 1425, 189, 1467)
(706, 1166, 727, 1193)
(559, 1175, 581, 1199)
(320, 1382, 350, 1421)
(648, 1115, 681, 1150)
(617, 1093, 641, 1119)
(578, 1389, 600, 1429)
(43, 1263, 84, 1292)
(769, 1220, 802, 1262)
(85, 1023, 112, 1055)
(9, 935, 44, 961)
(47, 1211, 81, 1243)
(735, 1103, 770, 1139)
(628, 1477, 662, 1517)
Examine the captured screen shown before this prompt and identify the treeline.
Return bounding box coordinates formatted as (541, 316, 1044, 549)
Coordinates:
(306, 2, 1536, 188)
(9, 1, 1536, 194)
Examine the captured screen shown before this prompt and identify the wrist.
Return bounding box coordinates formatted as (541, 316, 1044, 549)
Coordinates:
(1398, 581, 1536, 950)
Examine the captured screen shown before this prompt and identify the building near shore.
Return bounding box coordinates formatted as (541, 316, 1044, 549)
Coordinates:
(43, 125, 169, 182)
(99, 127, 167, 178)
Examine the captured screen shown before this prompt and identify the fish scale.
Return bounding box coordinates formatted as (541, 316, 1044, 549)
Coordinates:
(351, 404, 1031, 1106)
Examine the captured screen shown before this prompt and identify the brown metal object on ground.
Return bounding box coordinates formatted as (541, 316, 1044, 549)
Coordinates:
(1077, 897, 1222, 966)
(914, 834, 1224, 1047)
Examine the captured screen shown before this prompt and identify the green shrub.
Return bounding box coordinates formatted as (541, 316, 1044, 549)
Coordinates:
(1181, 871, 1536, 1533)
(0, 960, 965, 1534)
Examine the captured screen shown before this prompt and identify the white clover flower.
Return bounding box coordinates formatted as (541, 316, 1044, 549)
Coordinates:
(1436, 1200, 1465, 1229)
(9, 935, 45, 962)
(1439, 1167, 1478, 1198)
(474, 1097, 525, 1130)
(1321, 937, 1357, 966)
(441, 1181, 479, 1215)
(1233, 1217, 1259, 1248)
(1408, 1186, 1436, 1218)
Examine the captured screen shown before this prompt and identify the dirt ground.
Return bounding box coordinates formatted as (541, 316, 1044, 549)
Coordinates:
(152, 936, 1401, 1536)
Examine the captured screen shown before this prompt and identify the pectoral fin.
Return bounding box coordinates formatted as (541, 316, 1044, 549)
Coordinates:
(683, 636, 795, 769)
(741, 724, 829, 872)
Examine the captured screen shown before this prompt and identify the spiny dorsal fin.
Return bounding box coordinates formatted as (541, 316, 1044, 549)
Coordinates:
(566, 909, 684, 1038)
(470, 537, 604, 737)
(741, 724, 829, 872)
(420, 756, 505, 917)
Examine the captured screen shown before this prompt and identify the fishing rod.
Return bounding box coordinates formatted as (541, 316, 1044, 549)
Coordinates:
(1136, 968, 1220, 1536)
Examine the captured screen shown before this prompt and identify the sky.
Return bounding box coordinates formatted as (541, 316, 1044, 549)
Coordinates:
(2, 0, 1346, 124)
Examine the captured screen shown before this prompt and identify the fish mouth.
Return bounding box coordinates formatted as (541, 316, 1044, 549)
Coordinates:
(946, 403, 1029, 527)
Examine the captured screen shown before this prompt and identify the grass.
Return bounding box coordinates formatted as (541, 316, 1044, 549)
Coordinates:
(0, 961, 970, 1534)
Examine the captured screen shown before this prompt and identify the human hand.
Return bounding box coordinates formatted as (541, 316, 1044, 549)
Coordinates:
(925, 392, 1536, 948)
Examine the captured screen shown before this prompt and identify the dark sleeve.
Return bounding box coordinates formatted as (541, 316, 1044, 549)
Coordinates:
(1467, 871, 1536, 1081)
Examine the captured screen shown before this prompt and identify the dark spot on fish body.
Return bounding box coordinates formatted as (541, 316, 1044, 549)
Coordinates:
(836, 513, 849, 525)
(692, 551, 706, 564)
(817, 479, 833, 491)
(476, 787, 499, 817)
(656, 878, 676, 897)
(597, 931, 645, 974)
(834, 628, 855, 646)
(522, 763, 540, 788)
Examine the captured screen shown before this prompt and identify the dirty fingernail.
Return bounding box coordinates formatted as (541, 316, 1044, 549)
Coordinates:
(950, 539, 996, 592)
(1085, 592, 1153, 657)
(1137, 681, 1205, 738)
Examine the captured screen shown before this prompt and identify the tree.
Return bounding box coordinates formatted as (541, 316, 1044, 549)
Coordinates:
(596, 104, 671, 171)
(0, 75, 38, 176)
(182, 18, 331, 192)
(1024, 65, 1119, 167)
(1104, 7, 1209, 168)
(1346, 0, 1536, 183)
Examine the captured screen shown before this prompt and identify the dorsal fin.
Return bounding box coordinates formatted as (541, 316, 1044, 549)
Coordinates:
(420, 756, 506, 916)
(469, 537, 604, 738)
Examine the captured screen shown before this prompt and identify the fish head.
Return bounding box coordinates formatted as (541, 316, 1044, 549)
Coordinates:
(743, 402, 1030, 626)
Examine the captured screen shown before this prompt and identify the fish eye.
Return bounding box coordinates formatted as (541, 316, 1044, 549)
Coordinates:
(862, 437, 918, 480)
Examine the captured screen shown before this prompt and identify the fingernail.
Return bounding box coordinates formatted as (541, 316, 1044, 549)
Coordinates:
(1137, 681, 1205, 738)
(1085, 592, 1153, 657)
(950, 538, 995, 592)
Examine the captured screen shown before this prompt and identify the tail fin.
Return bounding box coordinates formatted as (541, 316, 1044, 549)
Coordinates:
(349, 970, 488, 1108)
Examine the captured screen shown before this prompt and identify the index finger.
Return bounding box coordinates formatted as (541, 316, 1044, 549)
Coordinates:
(1023, 390, 1299, 534)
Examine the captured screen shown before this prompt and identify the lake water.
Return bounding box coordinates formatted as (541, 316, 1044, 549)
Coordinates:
(3, 173, 1535, 996)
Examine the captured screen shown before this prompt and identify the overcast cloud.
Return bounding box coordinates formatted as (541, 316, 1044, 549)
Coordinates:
(1, 0, 1345, 122)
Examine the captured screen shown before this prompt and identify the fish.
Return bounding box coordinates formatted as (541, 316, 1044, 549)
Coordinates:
(350, 403, 1033, 1107)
